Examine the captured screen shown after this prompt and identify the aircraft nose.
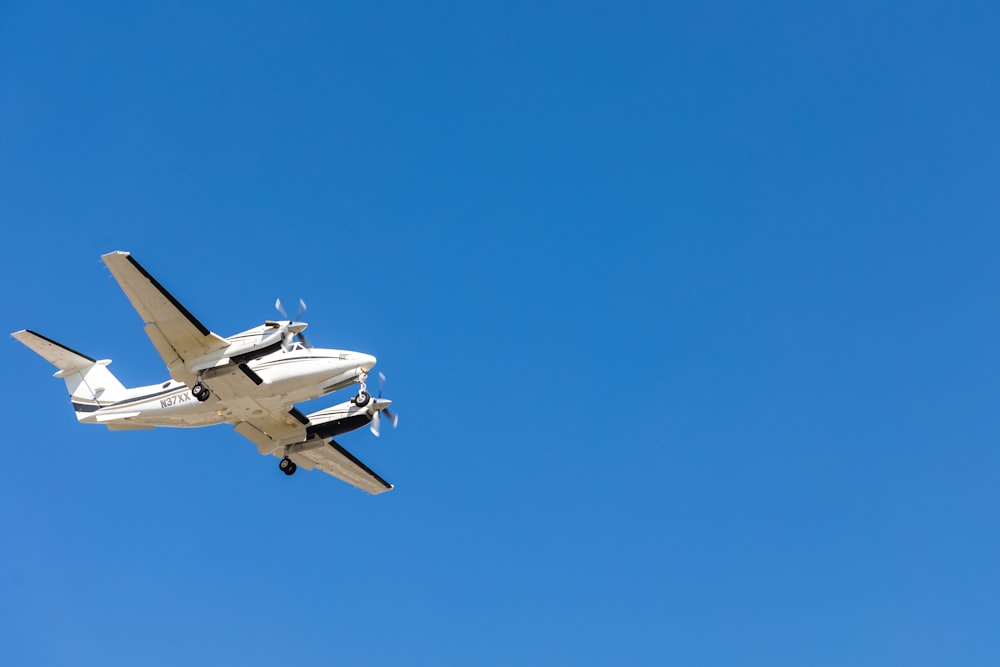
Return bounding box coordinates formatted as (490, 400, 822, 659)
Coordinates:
(358, 353, 377, 371)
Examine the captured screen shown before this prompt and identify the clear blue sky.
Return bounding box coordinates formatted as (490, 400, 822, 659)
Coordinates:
(2, 1, 999, 664)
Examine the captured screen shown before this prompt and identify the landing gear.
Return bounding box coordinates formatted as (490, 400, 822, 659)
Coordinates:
(353, 372, 371, 407)
(279, 457, 297, 476)
(192, 383, 210, 402)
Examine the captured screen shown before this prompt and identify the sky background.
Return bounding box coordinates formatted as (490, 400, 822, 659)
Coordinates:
(2, 1, 1000, 664)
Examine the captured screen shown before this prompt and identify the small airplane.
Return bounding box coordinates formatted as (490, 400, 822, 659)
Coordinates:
(12, 251, 397, 494)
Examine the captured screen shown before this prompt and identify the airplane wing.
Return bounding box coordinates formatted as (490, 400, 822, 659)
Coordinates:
(233, 412, 393, 495)
(292, 438, 394, 495)
(102, 251, 230, 384)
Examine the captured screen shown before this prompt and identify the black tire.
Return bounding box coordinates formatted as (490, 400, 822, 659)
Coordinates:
(279, 457, 292, 472)
(354, 391, 371, 407)
(286, 462, 297, 475)
(191, 383, 204, 398)
(195, 387, 210, 402)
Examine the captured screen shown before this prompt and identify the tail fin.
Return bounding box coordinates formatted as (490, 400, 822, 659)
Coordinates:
(12, 330, 127, 417)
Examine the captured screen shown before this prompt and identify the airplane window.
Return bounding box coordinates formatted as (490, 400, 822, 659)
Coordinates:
(162, 382, 170, 388)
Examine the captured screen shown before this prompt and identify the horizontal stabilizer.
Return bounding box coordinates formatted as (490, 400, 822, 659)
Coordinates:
(95, 411, 142, 422)
(12, 330, 96, 373)
(12, 329, 128, 413)
(105, 421, 155, 431)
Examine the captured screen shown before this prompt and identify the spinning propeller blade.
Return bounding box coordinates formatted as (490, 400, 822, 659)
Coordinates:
(370, 373, 399, 436)
(274, 298, 312, 348)
(295, 299, 311, 347)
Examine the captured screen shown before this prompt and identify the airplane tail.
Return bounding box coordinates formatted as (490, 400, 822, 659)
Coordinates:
(12, 330, 128, 418)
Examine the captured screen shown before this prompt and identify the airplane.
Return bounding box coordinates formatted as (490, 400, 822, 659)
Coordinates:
(12, 251, 397, 494)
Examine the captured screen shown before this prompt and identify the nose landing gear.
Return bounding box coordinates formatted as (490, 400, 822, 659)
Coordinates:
(353, 371, 371, 407)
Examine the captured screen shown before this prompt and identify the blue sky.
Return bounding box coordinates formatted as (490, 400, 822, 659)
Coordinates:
(2, 1, 1000, 664)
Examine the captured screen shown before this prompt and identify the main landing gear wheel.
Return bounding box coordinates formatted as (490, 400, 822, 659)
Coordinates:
(279, 457, 297, 476)
(192, 383, 210, 402)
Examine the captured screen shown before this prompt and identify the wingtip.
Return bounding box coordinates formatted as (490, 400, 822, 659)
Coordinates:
(11, 329, 37, 343)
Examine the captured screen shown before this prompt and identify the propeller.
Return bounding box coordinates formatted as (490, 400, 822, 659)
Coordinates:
(370, 372, 399, 437)
(274, 298, 312, 349)
(274, 297, 289, 320)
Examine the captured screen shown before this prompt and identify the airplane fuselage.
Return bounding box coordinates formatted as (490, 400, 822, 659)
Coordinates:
(77, 345, 375, 429)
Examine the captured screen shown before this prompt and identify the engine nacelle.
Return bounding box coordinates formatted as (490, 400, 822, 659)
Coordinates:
(306, 397, 391, 439)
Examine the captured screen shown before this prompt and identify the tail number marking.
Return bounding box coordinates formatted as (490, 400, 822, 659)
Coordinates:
(160, 392, 192, 408)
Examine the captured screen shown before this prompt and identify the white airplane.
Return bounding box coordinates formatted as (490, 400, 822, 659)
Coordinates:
(12, 251, 397, 494)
